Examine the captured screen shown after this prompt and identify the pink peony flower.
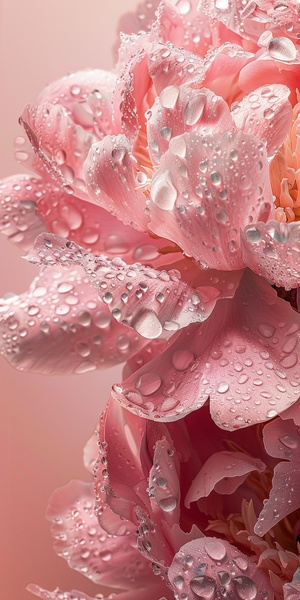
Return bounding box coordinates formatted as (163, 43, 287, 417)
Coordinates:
(2, 1, 300, 599)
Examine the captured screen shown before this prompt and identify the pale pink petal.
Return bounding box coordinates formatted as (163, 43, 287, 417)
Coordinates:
(149, 129, 273, 270)
(241, 220, 300, 289)
(27, 234, 220, 338)
(149, 436, 181, 525)
(84, 135, 149, 231)
(168, 537, 274, 600)
(83, 431, 99, 474)
(283, 567, 300, 599)
(255, 418, 300, 536)
(147, 86, 234, 165)
(148, 42, 205, 95)
(112, 270, 300, 428)
(47, 479, 154, 589)
(232, 83, 292, 159)
(37, 69, 117, 136)
(0, 265, 144, 374)
(0, 175, 45, 251)
(202, 43, 254, 101)
(116, 0, 160, 40)
(20, 102, 96, 198)
(186, 450, 266, 507)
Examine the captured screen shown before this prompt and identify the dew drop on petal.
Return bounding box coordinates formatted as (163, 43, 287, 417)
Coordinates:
(151, 170, 177, 210)
(267, 37, 297, 62)
(232, 576, 257, 600)
(172, 349, 194, 371)
(257, 323, 275, 338)
(190, 576, 216, 598)
(135, 372, 162, 395)
(133, 310, 163, 339)
(204, 539, 227, 561)
(158, 496, 177, 512)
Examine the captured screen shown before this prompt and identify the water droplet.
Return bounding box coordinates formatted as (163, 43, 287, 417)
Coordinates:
(77, 311, 92, 326)
(204, 539, 227, 561)
(217, 382, 229, 393)
(233, 556, 249, 572)
(190, 576, 216, 598)
(173, 576, 184, 589)
(160, 85, 180, 109)
(279, 433, 298, 449)
(280, 353, 298, 368)
(268, 37, 297, 62)
(151, 170, 177, 210)
(232, 576, 257, 600)
(133, 310, 162, 339)
(184, 93, 207, 126)
(57, 282, 73, 294)
(218, 571, 231, 585)
(94, 310, 111, 328)
(257, 323, 275, 338)
(172, 349, 194, 371)
(135, 372, 162, 395)
(158, 496, 177, 512)
(177, 0, 191, 15)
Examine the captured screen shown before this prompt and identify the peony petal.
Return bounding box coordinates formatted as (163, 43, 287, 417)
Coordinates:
(148, 41, 205, 95)
(37, 68, 117, 136)
(84, 135, 149, 231)
(281, 397, 300, 425)
(27, 234, 220, 338)
(149, 129, 273, 270)
(283, 567, 300, 599)
(185, 450, 266, 507)
(241, 220, 300, 290)
(255, 417, 300, 536)
(20, 102, 96, 198)
(27, 585, 96, 600)
(201, 43, 254, 101)
(47, 479, 154, 589)
(28, 583, 173, 600)
(148, 436, 181, 525)
(112, 270, 300, 428)
(0, 265, 144, 374)
(232, 83, 292, 159)
(168, 537, 274, 600)
(147, 86, 234, 165)
(0, 175, 45, 251)
(239, 54, 300, 107)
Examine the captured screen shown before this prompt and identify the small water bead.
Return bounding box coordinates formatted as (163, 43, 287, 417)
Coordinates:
(280, 353, 298, 368)
(172, 349, 194, 371)
(232, 576, 257, 600)
(176, 0, 191, 15)
(135, 372, 162, 395)
(173, 575, 184, 589)
(267, 37, 297, 62)
(190, 575, 216, 598)
(257, 322, 275, 338)
(218, 571, 231, 585)
(57, 282, 73, 294)
(160, 85, 180, 110)
(184, 94, 207, 126)
(77, 311, 92, 327)
(77, 343, 91, 358)
(116, 334, 130, 351)
(151, 170, 177, 210)
(215, 0, 229, 9)
(217, 382, 229, 393)
(55, 303, 70, 316)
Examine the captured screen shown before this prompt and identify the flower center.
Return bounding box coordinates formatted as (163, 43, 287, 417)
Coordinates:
(270, 101, 300, 223)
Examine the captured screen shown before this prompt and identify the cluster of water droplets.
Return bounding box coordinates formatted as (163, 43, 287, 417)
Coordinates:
(169, 537, 272, 599)
(148, 437, 179, 516)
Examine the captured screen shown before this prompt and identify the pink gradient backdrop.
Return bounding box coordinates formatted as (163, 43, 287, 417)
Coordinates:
(1, 1, 138, 597)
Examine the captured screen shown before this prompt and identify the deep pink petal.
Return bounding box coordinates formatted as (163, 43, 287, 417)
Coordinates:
(0, 265, 144, 374)
(112, 270, 300, 428)
(281, 397, 300, 425)
(0, 175, 45, 251)
(37, 69, 117, 136)
(168, 537, 274, 600)
(27, 234, 220, 338)
(84, 135, 149, 231)
(20, 102, 96, 198)
(149, 129, 273, 270)
(255, 417, 300, 536)
(186, 450, 266, 507)
(147, 86, 234, 165)
(47, 479, 154, 589)
(232, 83, 292, 159)
(241, 220, 300, 290)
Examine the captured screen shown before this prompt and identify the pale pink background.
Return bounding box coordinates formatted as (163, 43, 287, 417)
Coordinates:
(1, 1, 138, 598)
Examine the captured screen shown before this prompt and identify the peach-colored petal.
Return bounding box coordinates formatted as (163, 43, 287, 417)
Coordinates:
(149, 129, 273, 270)
(147, 86, 234, 165)
(255, 417, 300, 536)
(112, 270, 300, 428)
(0, 265, 144, 374)
(241, 220, 300, 289)
(47, 479, 154, 589)
(186, 450, 266, 507)
(168, 537, 274, 600)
